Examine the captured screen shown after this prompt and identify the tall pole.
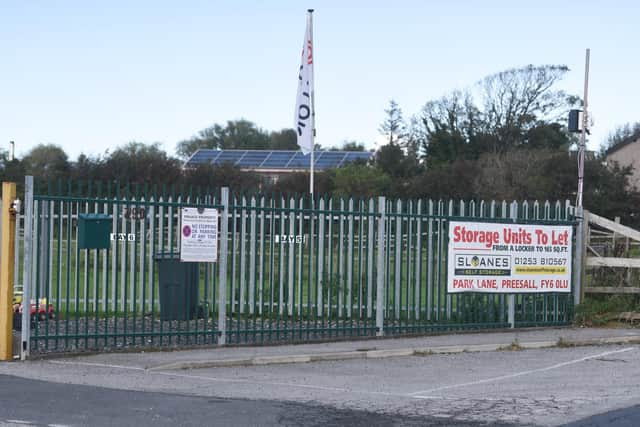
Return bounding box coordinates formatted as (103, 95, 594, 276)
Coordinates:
(576, 49, 590, 209)
(0, 182, 17, 360)
(308, 9, 315, 196)
(574, 49, 590, 306)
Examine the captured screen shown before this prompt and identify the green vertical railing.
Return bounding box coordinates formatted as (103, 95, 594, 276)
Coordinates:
(25, 181, 224, 354)
(19, 178, 576, 355)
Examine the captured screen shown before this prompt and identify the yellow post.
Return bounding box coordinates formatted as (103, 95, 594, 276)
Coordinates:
(0, 182, 17, 360)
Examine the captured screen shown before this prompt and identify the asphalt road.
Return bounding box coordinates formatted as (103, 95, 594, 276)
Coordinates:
(1, 344, 639, 426)
(566, 405, 640, 427)
(0, 374, 509, 427)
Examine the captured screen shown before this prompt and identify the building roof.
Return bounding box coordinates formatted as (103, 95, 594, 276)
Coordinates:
(605, 131, 640, 156)
(184, 149, 374, 171)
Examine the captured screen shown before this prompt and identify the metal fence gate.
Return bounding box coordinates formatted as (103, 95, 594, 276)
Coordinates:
(16, 178, 576, 357)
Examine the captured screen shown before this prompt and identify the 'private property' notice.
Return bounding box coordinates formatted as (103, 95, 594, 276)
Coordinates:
(180, 207, 218, 262)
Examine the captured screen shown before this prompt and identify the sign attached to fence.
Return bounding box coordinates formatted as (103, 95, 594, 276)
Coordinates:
(180, 208, 218, 262)
(447, 221, 572, 293)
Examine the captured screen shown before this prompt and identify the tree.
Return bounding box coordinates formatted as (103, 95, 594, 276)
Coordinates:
(523, 122, 572, 151)
(269, 128, 298, 150)
(183, 163, 262, 193)
(332, 165, 391, 197)
(375, 143, 406, 178)
(216, 119, 271, 150)
(176, 126, 220, 159)
(411, 65, 580, 166)
(328, 140, 366, 152)
(71, 153, 105, 181)
(102, 142, 182, 186)
(0, 149, 25, 192)
(471, 149, 574, 201)
(403, 117, 422, 161)
(412, 91, 479, 166)
(478, 64, 579, 152)
(22, 144, 70, 181)
(379, 99, 406, 146)
(407, 160, 479, 200)
(376, 100, 424, 179)
(176, 119, 272, 158)
(266, 171, 334, 195)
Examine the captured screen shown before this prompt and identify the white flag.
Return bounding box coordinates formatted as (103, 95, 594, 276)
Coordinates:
(295, 11, 314, 155)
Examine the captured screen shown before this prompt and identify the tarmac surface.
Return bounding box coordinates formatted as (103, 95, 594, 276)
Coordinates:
(3, 326, 640, 426)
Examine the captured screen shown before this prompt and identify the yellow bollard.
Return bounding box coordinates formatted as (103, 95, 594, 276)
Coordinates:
(0, 182, 17, 360)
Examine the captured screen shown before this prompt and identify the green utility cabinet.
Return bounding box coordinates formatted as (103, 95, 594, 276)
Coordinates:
(78, 213, 112, 249)
(154, 252, 199, 321)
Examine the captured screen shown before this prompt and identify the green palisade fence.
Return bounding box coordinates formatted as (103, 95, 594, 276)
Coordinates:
(16, 178, 576, 356)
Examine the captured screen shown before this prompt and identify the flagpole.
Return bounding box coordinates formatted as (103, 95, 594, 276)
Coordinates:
(308, 9, 315, 197)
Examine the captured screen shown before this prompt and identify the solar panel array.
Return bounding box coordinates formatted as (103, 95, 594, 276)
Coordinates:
(186, 149, 373, 170)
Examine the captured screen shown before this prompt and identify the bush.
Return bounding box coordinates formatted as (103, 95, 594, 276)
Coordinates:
(574, 295, 640, 326)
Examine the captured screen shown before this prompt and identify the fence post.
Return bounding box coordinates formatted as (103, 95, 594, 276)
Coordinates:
(39, 201, 49, 302)
(1, 182, 17, 361)
(508, 201, 517, 328)
(376, 196, 386, 337)
(21, 176, 34, 359)
(367, 199, 374, 319)
(394, 199, 402, 320)
(249, 197, 257, 315)
(317, 197, 325, 317)
(218, 187, 229, 346)
(288, 197, 295, 316)
(573, 207, 586, 305)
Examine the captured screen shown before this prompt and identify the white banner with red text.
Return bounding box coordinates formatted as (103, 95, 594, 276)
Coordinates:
(447, 221, 573, 293)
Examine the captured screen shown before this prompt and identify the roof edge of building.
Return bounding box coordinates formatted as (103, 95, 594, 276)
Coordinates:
(605, 132, 640, 156)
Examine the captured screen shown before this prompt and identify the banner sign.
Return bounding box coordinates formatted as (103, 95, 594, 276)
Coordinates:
(294, 10, 314, 155)
(180, 207, 218, 262)
(447, 221, 572, 293)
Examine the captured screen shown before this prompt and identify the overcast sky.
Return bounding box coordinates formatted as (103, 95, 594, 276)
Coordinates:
(1, 0, 638, 159)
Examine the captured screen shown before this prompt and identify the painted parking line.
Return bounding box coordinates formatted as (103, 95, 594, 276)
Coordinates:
(153, 370, 403, 397)
(47, 359, 403, 398)
(50, 360, 145, 371)
(3, 420, 71, 427)
(410, 347, 636, 399)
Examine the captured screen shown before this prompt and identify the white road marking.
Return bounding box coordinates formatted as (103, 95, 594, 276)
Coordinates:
(49, 360, 145, 371)
(154, 370, 359, 394)
(46, 359, 402, 397)
(410, 347, 635, 398)
(154, 371, 412, 398)
(5, 420, 34, 425)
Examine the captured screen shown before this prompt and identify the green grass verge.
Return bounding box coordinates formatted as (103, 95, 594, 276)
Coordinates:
(574, 295, 640, 326)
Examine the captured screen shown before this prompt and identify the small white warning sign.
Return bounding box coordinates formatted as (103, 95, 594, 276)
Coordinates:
(180, 207, 218, 262)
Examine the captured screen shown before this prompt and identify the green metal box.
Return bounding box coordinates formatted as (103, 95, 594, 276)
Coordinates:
(78, 213, 112, 249)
